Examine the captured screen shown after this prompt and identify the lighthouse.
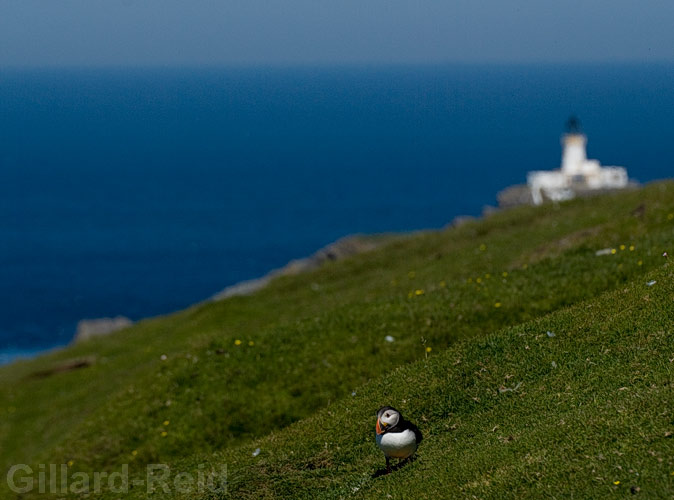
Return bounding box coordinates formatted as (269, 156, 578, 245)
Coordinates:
(526, 117, 629, 205)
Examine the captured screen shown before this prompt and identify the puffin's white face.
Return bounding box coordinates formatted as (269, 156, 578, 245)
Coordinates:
(379, 409, 400, 428)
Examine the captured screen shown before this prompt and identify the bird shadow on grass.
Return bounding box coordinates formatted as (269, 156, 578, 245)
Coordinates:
(372, 456, 418, 478)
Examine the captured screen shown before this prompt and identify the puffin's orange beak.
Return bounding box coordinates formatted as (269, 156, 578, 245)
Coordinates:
(376, 418, 386, 435)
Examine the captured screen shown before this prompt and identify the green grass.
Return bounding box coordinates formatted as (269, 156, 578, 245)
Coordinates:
(203, 263, 674, 499)
(1, 181, 673, 498)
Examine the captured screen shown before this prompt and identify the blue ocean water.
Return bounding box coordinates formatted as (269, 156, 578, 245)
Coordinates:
(1, 64, 673, 362)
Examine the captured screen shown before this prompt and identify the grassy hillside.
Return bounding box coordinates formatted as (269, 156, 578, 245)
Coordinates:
(1, 181, 673, 498)
(193, 262, 674, 499)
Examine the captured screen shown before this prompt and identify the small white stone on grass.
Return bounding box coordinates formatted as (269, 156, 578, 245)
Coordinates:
(252, 448, 261, 457)
(646, 280, 656, 287)
(385, 335, 395, 343)
(546, 331, 555, 338)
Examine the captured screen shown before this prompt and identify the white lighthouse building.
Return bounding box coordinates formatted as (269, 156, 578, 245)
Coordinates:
(527, 117, 629, 205)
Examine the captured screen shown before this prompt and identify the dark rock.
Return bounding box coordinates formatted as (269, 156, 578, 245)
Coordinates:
(29, 356, 96, 378)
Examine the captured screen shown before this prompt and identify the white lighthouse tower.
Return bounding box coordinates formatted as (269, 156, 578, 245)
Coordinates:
(561, 133, 588, 175)
(527, 117, 629, 205)
(560, 116, 602, 181)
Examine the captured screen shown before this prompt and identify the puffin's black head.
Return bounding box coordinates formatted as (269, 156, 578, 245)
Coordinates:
(376, 406, 401, 434)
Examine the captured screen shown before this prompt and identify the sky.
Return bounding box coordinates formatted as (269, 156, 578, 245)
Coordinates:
(2, 0, 674, 67)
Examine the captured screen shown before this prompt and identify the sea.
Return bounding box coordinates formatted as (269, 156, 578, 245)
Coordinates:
(1, 64, 673, 364)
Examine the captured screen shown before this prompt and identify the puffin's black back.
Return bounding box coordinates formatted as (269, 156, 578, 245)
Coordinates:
(404, 418, 423, 444)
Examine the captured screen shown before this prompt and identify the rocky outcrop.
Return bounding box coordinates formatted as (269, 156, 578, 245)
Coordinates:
(497, 184, 534, 208)
(497, 181, 640, 209)
(74, 316, 133, 343)
(211, 235, 382, 301)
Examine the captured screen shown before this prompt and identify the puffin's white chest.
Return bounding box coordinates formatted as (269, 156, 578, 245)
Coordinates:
(376, 429, 418, 459)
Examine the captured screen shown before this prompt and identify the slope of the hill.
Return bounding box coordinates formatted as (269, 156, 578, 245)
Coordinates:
(175, 262, 674, 499)
(0, 181, 673, 499)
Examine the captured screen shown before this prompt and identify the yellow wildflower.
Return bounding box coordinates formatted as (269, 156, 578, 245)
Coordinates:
(415, 289, 424, 296)
(249, 340, 255, 346)
(479, 244, 487, 251)
(234, 339, 242, 346)
(611, 248, 617, 255)
(613, 480, 620, 485)
(426, 347, 432, 353)
(494, 302, 502, 308)
(619, 244, 626, 251)
(502, 271, 508, 278)
(163, 420, 170, 426)
(638, 260, 643, 266)
(161, 431, 168, 437)
(629, 245, 635, 251)
(67, 460, 74, 467)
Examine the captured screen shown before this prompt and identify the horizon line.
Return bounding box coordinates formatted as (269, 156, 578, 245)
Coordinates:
(3, 59, 674, 71)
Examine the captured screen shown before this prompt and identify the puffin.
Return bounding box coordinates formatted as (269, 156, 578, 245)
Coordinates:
(375, 406, 423, 473)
